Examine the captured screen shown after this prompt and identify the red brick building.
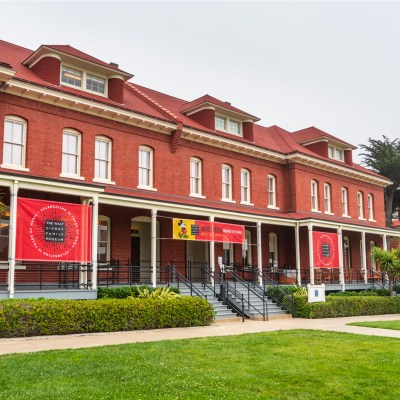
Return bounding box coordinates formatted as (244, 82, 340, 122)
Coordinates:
(0, 39, 398, 299)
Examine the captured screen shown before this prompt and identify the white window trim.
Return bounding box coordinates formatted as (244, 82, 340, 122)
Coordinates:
(93, 136, 114, 184)
(311, 180, 319, 212)
(60, 128, 84, 180)
(138, 146, 155, 190)
(221, 164, 233, 201)
(97, 215, 111, 262)
(357, 191, 365, 220)
(189, 157, 204, 197)
(324, 183, 333, 215)
(328, 145, 345, 162)
(240, 168, 252, 205)
(2, 115, 29, 171)
(267, 174, 279, 209)
(341, 187, 350, 217)
(61, 64, 108, 97)
(367, 194, 375, 221)
(215, 114, 243, 137)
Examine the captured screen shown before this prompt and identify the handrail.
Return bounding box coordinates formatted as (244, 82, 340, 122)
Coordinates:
(167, 263, 207, 299)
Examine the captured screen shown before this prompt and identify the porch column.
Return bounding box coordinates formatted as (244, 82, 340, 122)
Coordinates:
(337, 226, 345, 292)
(382, 234, 387, 251)
(91, 195, 99, 290)
(257, 221, 262, 285)
(209, 215, 215, 285)
(151, 209, 157, 287)
(8, 180, 18, 299)
(308, 224, 315, 285)
(361, 231, 368, 283)
(295, 223, 301, 286)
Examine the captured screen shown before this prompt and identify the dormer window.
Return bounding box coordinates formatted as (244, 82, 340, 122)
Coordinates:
(328, 145, 344, 162)
(61, 65, 106, 96)
(215, 115, 242, 136)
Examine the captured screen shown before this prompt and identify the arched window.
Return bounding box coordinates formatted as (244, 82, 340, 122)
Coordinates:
(357, 191, 364, 219)
(341, 187, 349, 216)
(190, 157, 202, 196)
(324, 183, 332, 214)
(269, 232, 278, 271)
(94, 136, 112, 182)
(61, 128, 82, 178)
(138, 146, 154, 189)
(367, 194, 374, 221)
(97, 216, 110, 262)
(311, 180, 319, 211)
(240, 168, 251, 204)
(221, 164, 233, 201)
(3, 115, 28, 170)
(267, 174, 277, 208)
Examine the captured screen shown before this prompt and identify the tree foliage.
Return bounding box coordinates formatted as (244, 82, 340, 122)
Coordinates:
(371, 246, 400, 294)
(359, 136, 400, 226)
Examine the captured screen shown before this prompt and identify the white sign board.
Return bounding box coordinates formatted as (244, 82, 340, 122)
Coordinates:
(307, 284, 326, 303)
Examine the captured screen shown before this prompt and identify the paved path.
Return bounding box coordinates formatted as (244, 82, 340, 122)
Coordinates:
(0, 314, 399, 355)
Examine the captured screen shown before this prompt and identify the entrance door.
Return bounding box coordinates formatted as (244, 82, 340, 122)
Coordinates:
(131, 236, 140, 282)
(186, 241, 207, 282)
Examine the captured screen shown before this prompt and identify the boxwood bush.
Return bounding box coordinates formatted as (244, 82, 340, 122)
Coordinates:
(0, 297, 214, 338)
(97, 285, 180, 299)
(293, 294, 400, 318)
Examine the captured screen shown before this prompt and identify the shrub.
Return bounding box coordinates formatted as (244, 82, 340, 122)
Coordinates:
(328, 289, 390, 297)
(0, 297, 214, 338)
(97, 285, 180, 299)
(293, 295, 400, 318)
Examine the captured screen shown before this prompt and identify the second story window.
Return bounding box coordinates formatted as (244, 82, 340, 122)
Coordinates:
(94, 136, 111, 181)
(61, 65, 106, 96)
(311, 180, 319, 211)
(61, 129, 81, 178)
(267, 174, 277, 208)
(240, 169, 251, 204)
(138, 146, 153, 189)
(2, 116, 27, 170)
(215, 115, 241, 136)
(190, 157, 202, 196)
(324, 183, 332, 214)
(86, 74, 105, 95)
(368, 194, 374, 220)
(61, 66, 82, 88)
(342, 187, 349, 216)
(221, 164, 233, 201)
(357, 191, 364, 219)
(328, 145, 344, 162)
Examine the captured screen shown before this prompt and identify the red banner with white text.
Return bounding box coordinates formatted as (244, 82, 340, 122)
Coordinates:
(16, 198, 92, 262)
(312, 231, 339, 268)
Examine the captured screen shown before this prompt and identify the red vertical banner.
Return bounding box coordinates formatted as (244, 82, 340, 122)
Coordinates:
(312, 231, 339, 268)
(16, 198, 92, 262)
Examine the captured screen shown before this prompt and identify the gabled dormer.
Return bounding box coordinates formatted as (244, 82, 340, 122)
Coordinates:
(22, 45, 133, 103)
(180, 95, 260, 141)
(291, 127, 356, 165)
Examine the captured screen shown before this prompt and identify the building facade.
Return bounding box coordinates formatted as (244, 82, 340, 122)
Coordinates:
(0, 38, 399, 299)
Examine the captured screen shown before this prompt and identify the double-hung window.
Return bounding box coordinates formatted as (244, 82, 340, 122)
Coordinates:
(61, 129, 81, 178)
(190, 157, 202, 196)
(240, 169, 251, 204)
(357, 191, 364, 219)
(367, 194, 374, 221)
(267, 174, 277, 208)
(342, 187, 349, 216)
(2, 116, 27, 170)
(221, 164, 233, 201)
(94, 136, 111, 182)
(138, 146, 154, 189)
(324, 183, 332, 214)
(215, 115, 242, 136)
(61, 65, 106, 96)
(311, 180, 319, 211)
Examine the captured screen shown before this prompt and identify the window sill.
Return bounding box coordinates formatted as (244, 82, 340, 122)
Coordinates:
(240, 201, 254, 206)
(93, 178, 115, 185)
(368, 219, 376, 222)
(1, 164, 29, 172)
(324, 212, 334, 215)
(221, 198, 236, 204)
(358, 217, 367, 221)
(311, 209, 322, 213)
(342, 214, 352, 218)
(190, 193, 206, 199)
(267, 205, 280, 210)
(137, 185, 158, 192)
(60, 173, 85, 181)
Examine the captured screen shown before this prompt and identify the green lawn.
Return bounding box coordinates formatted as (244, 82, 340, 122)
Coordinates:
(348, 320, 400, 331)
(0, 330, 399, 400)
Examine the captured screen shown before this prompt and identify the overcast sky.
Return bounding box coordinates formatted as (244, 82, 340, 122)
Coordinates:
(1, 1, 399, 163)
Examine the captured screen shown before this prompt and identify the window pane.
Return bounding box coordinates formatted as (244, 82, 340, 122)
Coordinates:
(228, 120, 240, 135)
(86, 75, 105, 94)
(215, 116, 225, 131)
(11, 145, 22, 165)
(4, 121, 13, 142)
(3, 143, 12, 164)
(12, 123, 23, 144)
(61, 67, 82, 87)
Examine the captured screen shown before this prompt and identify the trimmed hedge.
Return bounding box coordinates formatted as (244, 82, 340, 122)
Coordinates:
(294, 294, 400, 318)
(0, 297, 214, 338)
(97, 285, 180, 299)
(327, 289, 390, 297)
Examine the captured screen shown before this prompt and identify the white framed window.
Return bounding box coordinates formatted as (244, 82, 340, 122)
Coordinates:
(97, 216, 110, 263)
(190, 157, 203, 197)
(2, 115, 28, 171)
(240, 169, 251, 204)
(221, 164, 233, 201)
(341, 187, 349, 216)
(311, 180, 319, 211)
(94, 136, 112, 182)
(138, 146, 154, 189)
(269, 232, 278, 270)
(61, 65, 107, 96)
(343, 236, 351, 269)
(324, 183, 332, 214)
(267, 174, 277, 208)
(328, 145, 344, 162)
(367, 194, 374, 221)
(215, 115, 242, 136)
(357, 191, 364, 219)
(61, 129, 82, 178)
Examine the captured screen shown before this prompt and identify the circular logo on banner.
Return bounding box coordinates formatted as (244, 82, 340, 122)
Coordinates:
(29, 204, 79, 259)
(316, 234, 335, 267)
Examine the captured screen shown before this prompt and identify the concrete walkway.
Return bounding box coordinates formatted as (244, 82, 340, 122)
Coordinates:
(0, 314, 399, 355)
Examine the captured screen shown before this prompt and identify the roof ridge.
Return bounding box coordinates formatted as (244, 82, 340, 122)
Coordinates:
(125, 82, 181, 123)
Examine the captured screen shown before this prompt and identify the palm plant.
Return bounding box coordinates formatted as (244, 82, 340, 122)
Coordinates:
(370, 246, 400, 293)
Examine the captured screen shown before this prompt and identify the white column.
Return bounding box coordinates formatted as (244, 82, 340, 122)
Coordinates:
(361, 231, 367, 283)
(8, 181, 18, 299)
(91, 195, 99, 290)
(209, 215, 215, 285)
(308, 224, 315, 285)
(337, 226, 345, 292)
(257, 221, 262, 285)
(382, 234, 387, 251)
(151, 208, 157, 288)
(295, 223, 301, 286)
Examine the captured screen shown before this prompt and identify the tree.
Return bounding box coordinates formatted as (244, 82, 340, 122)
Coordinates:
(359, 136, 400, 227)
(371, 246, 400, 294)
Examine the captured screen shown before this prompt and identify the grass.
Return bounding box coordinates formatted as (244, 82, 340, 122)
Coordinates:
(0, 330, 399, 399)
(348, 320, 400, 331)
